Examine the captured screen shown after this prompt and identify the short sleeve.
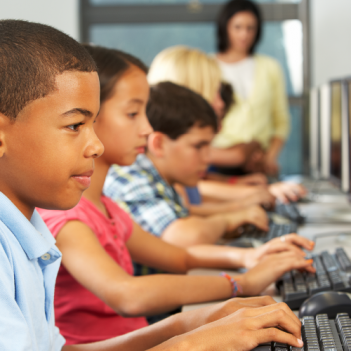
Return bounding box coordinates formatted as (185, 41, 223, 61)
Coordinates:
(0, 234, 32, 350)
(54, 326, 66, 351)
(37, 208, 82, 238)
(0, 229, 65, 351)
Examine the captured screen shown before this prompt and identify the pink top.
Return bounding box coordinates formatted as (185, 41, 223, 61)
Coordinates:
(38, 196, 148, 345)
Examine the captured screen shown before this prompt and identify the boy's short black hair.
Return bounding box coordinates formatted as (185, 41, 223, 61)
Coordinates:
(217, 0, 262, 54)
(147, 82, 218, 139)
(83, 45, 148, 105)
(0, 20, 97, 119)
(220, 82, 235, 115)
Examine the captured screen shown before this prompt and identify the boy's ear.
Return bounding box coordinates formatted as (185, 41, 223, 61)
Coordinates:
(148, 132, 166, 158)
(0, 113, 9, 158)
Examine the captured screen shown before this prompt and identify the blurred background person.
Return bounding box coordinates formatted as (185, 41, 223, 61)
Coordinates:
(213, 0, 290, 176)
(148, 45, 305, 209)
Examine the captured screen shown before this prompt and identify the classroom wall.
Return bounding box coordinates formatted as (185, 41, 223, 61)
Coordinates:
(0, 0, 79, 40)
(0, 0, 350, 89)
(311, 0, 351, 87)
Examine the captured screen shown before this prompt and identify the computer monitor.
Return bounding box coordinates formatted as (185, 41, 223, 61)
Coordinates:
(330, 80, 342, 187)
(320, 84, 331, 179)
(309, 87, 320, 178)
(329, 79, 349, 192)
(341, 80, 350, 193)
(345, 77, 351, 195)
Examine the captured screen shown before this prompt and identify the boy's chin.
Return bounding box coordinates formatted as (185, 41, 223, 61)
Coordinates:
(116, 156, 137, 167)
(39, 193, 84, 211)
(179, 178, 200, 188)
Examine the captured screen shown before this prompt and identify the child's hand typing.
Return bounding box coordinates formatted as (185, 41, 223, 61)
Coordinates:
(243, 234, 315, 269)
(239, 251, 315, 296)
(149, 301, 303, 351)
(224, 205, 270, 233)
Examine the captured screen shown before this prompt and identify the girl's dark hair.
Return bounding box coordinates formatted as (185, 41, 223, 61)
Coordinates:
(147, 82, 218, 140)
(83, 45, 148, 104)
(217, 0, 262, 54)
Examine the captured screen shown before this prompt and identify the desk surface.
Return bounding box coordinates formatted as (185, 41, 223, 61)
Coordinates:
(182, 199, 351, 314)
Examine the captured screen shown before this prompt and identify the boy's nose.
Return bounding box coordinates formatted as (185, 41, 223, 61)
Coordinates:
(141, 114, 154, 136)
(89, 131, 105, 159)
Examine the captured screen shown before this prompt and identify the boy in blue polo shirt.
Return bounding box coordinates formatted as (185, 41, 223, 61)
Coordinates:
(0, 19, 304, 351)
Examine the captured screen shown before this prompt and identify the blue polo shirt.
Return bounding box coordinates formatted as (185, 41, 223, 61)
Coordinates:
(0, 192, 65, 350)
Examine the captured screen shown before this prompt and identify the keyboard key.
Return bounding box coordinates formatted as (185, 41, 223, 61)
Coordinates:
(252, 345, 272, 351)
(336, 248, 351, 272)
(321, 252, 339, 272)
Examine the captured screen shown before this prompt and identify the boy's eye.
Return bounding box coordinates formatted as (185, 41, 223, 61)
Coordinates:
(67, 122, 84, 131)
(128, 112, 138, 118)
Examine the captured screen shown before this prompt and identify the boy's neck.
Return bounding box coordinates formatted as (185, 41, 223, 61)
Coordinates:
(83, 158, 110, 213)
(146, 152, 174, 186)
(0, 185, 34, 221)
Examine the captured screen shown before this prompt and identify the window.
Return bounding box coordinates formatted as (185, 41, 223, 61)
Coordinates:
(81, 0, 310, 174)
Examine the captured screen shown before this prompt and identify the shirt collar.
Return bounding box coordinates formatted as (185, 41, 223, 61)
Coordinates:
(136, 154, 170, 186)
(136, 155, 186, 209)
(0, 192, 56, 260)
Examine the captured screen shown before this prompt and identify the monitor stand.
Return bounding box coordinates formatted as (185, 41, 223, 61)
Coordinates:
(327, 208, 351, 222)
(309, 192, 349, 204)
(304, 206, 351, 224)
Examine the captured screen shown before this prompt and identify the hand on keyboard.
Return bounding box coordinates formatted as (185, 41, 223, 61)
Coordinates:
(224, 205, 270, 234)
(196, 296, 279, 324)
(240, 251, 315, 296)
(269, 182, 307, 203)
(245, 187, 275, 210)
(243, 234, 315, 269)
(268, 234, 314, 251)
(171, 301, 303, 351)
(251, 313, 351, 351)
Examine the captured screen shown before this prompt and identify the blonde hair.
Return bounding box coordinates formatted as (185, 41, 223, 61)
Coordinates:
(148, 45, 221, 103)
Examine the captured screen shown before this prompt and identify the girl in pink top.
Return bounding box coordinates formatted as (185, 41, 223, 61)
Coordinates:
(38, 197, 148, 344)
(38, 46, 314, 345)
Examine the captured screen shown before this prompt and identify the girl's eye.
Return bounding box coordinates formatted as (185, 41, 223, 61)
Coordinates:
(128, 112, 138, 118)
(67, 122, 84, 131)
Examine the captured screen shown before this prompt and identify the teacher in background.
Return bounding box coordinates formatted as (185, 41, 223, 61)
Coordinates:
(213, 0, 290, 176)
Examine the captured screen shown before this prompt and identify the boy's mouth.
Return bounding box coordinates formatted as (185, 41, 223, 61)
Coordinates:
(71, 170, 94, 188)
(135, 144, 147, 154)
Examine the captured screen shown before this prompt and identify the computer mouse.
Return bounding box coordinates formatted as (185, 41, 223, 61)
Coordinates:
(299, 291, 351, 319)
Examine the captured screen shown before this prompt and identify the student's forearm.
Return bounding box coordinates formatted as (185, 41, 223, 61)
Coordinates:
(107, 275, 232, 317)
(205, 172, 231, 182)
(185, 245, 249, 270)
(63, 313, 185, 351)
(208, 145, 246, 166)
(198, 180, 258, 202)
(189, 201, 241, 217)
(162, 216, 228, 246)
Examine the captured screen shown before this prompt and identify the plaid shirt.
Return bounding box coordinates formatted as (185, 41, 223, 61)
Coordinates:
(103, 154, 189, 238)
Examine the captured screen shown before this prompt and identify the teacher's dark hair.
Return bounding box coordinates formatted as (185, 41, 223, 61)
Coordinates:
(217, 0, 262, 54)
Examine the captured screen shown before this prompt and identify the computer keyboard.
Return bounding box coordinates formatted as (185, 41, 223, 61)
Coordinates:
(227, 221, 298, 247)
(275, 200, 305, 224)
(276, 248, 351, 309)
(251, 313, 351, 351)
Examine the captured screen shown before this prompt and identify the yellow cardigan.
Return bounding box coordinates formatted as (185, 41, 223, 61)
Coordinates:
(213, 54, 290, 150)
